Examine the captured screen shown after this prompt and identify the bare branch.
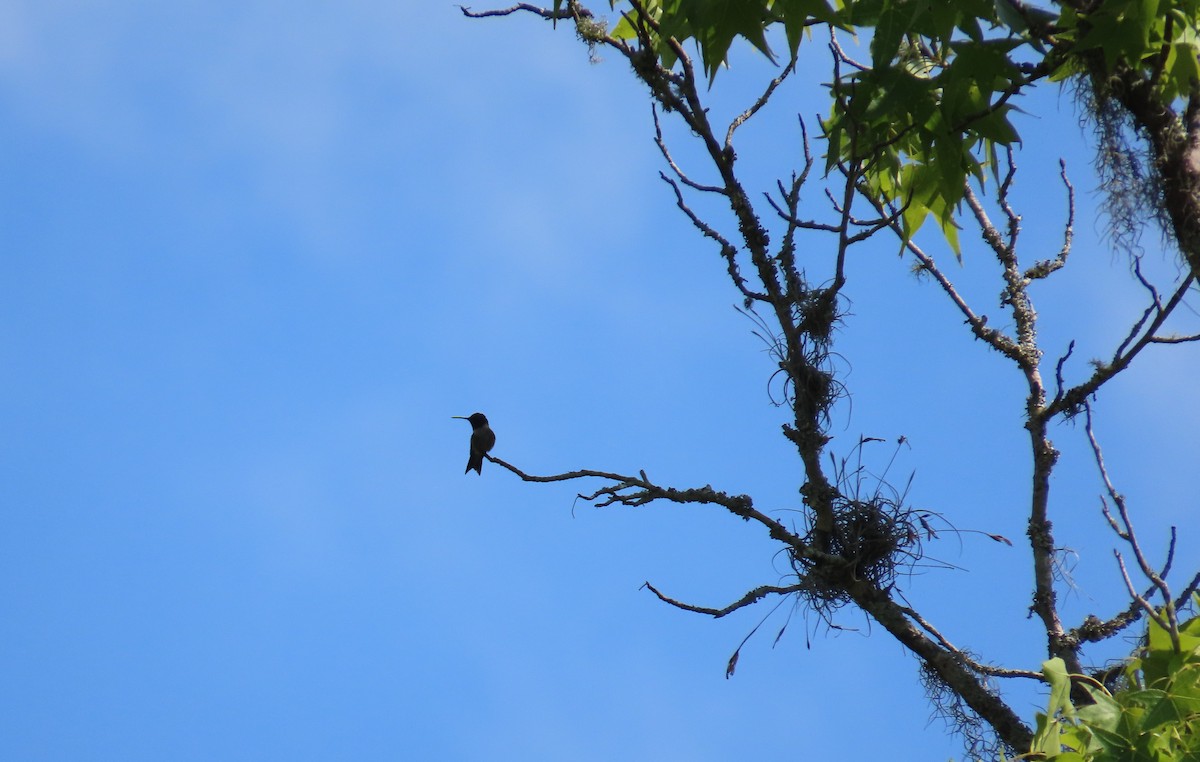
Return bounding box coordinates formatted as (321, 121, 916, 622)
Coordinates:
(963, 183, 1008, 259)
(1050, 340, 1076, 410)
(659, 171, 768, 303)
(770, 174, 810, 302)
(487, 454, 639, 484)
(997, 150, 1022, 254)
(1099, 496, 1127, 541)
(899, 604, 1043, 681)
(1160, 526, 1178, 584)
(642, 580, 803, 618)
(726, 58, 797, 150)
(1023, 160, 1074, 281)
(1071, 606, 1145, 644)
(1071, 524, 1177, 646)
(1071, 523, 1188, 646)
(1082, 404, 1196, 654)
(1049, 271, 1196, 417)
(1084, 407, 1175, 611)
(879, 212, 1023, 361)
(765, 119, 839, 243)
(1174, 571, 1200, 611)
(487, 454, 818, 559)
(653, 105, 725, 194)
(459, 3, 579, 21)
(1116, 256, 1163, 358)
(1114, 551, 1177, 650)
(765, 190, 839, 234)
(829, 29, 869, 72)
(963, 172, 1038, 361)
(1148, 332, 1200, 344)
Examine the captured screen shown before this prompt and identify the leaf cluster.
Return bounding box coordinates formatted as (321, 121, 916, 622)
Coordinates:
(599, 0, 844, 74)
(824, 30, 1025, 255)
(591, 0, 1200, 252)
(1052, 0, 1200, 103)
(1030, 601, 1200, 761)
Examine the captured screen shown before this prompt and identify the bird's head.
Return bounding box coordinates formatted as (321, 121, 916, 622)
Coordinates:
(453, 412, 489, 429)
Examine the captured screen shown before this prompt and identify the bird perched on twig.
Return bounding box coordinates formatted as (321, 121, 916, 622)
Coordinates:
(452, 412, 495, 474)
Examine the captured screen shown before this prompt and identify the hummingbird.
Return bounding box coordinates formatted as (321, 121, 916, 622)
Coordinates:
(453, 412, 495, 475)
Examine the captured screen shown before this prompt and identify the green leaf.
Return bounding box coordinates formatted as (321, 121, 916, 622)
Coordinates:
(894, 161, 960, 254)
(1044, 657, 1077, 720)
(972, 106, 1020, 146)
(938, 209, 962, 257)
(871, 0, 913, 67)
(1031, 709, 1066, 756)
(1088, 723, 1136, 754)
(993, 0, 1028, 34)
(1074, 0, 1164, 71)
(611, 12, 638, 40)
(773, 0, 845, 57)
(843, 0, 886, 27)
(673, 0, 775, 80)
(1076, 685, 1123, 734)
(858, 67, 938, 125)
(1140, 689, 1188, 732)
(1181, 610, 1200, 651)
(946, 38, 1022, 87)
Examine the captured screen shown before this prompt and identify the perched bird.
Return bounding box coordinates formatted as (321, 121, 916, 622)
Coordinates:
(452, 412, 495, 475)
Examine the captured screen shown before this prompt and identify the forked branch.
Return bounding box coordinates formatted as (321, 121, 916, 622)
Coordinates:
(487, 454, 818, 559)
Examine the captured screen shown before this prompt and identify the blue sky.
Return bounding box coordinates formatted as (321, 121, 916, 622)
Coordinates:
(2, 3, 1198, 760)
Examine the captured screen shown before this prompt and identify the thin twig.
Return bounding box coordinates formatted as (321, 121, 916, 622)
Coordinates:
(829, 29, 869, 72)
(899, 605, 1043, 680)
(641, 581, 804, 618)
(1048, 271, 1196, 418)
(653, 104, 725, 194)
(870, 201, 1022, 361)
(1115, 551, 1177, 650)
(459, 3, 579, 21)
(1148, 332, 1200, 344)
(1051, 340, 1076, 410)
(1023, 160, 1074, 280)
(1085, 406, 1180, 648)
(726, 59, 797, 149)
(659, 172, 768, 303)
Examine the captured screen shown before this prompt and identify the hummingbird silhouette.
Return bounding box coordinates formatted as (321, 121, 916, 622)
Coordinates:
(453, 412, 495, 474)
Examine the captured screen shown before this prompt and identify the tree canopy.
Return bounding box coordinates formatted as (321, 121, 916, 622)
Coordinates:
(466, 1, 1200, 758)
(568, 0, 1200, 272)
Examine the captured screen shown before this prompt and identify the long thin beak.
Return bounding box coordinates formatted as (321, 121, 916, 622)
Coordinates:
(451, 416, 467, 420)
